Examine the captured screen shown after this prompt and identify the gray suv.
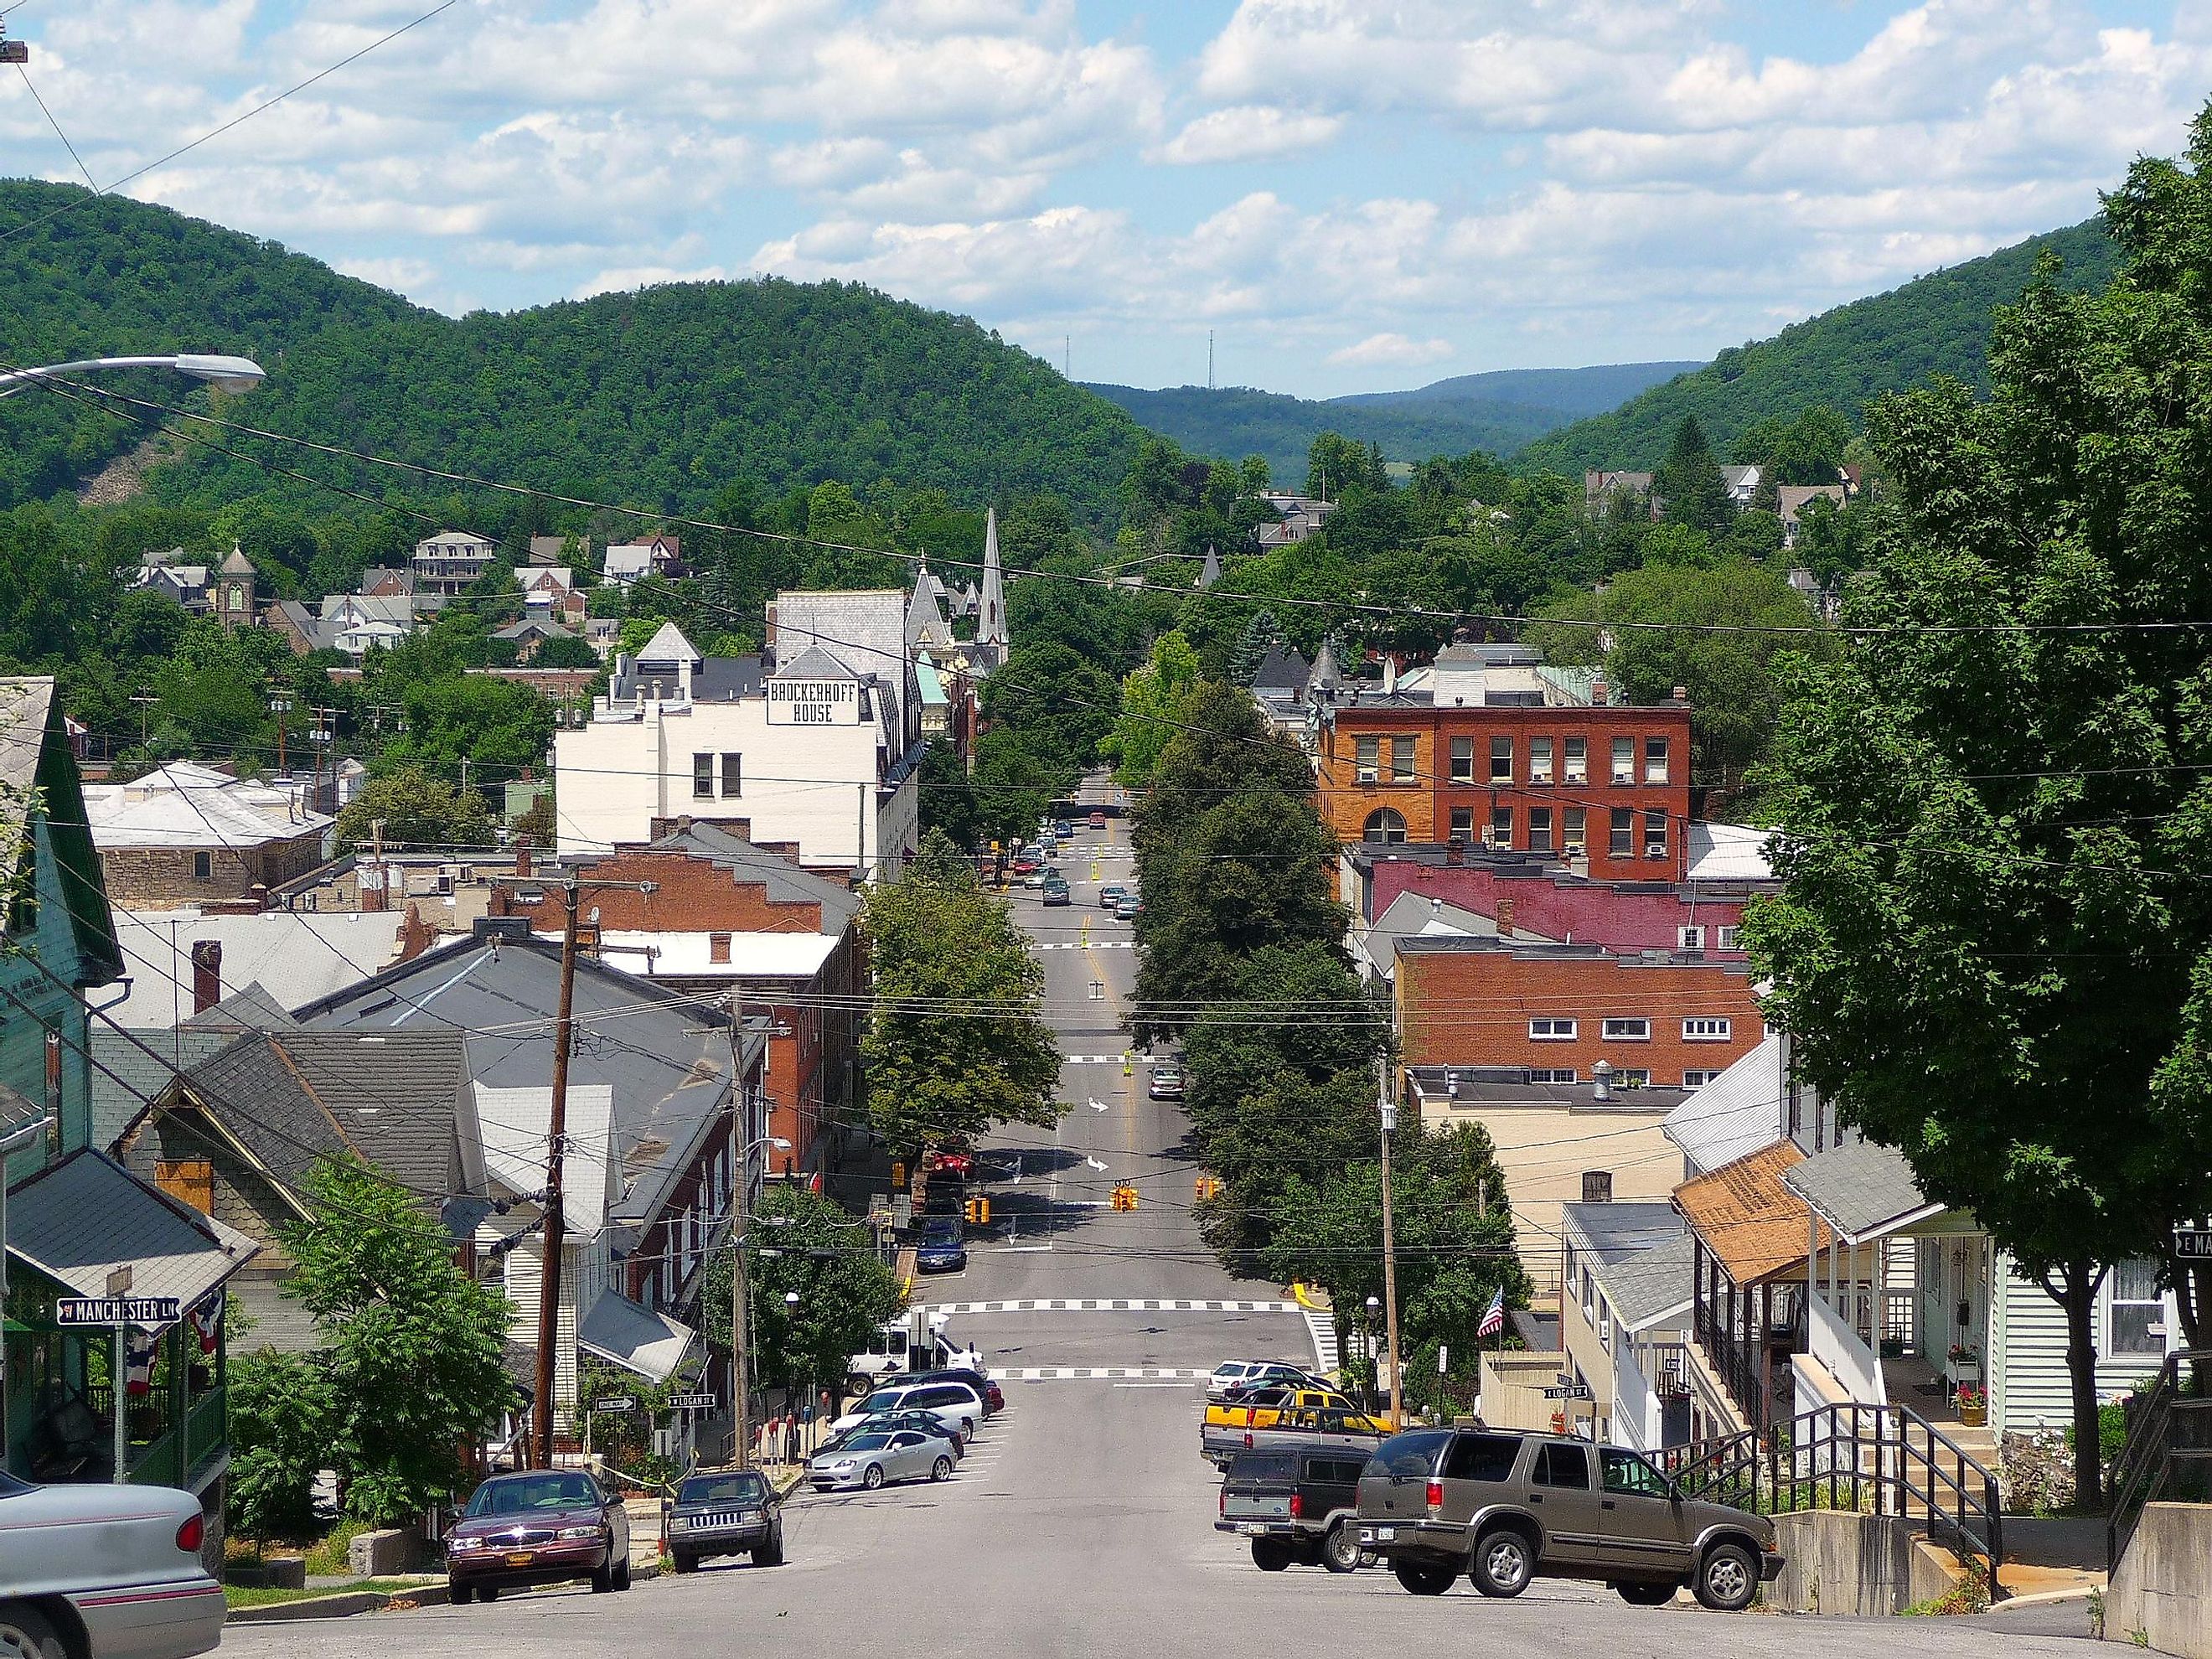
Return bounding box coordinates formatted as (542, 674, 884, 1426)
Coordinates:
(1357, 1428, 1783, 1610)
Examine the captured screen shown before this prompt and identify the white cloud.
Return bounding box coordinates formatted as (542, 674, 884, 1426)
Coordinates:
(1327, 333, 1454, 367)
(1153, 106, 1342, 165)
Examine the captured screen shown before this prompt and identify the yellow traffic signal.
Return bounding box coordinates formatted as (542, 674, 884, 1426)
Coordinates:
(964, 1198, 979, 1223)
(976, 1196, 990, 1225)
(892, 1161, 907, 1191)
(1111, 1184, 1139, 1211)
(1194, 1176, 1222, 1202)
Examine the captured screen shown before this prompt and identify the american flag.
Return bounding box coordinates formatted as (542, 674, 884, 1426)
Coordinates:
(1477, 1287, 1507, 1339)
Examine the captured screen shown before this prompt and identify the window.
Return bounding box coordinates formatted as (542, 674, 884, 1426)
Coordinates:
(1683, 1070, 1724, 1088)
(1442, 1433, 1522, 1483)
(1533, 1442, 1590, 1489)
(1449, 807, 1476, 841)
(1491, 736, 1513, 783)
(721, 752, 742, 797)
(1615, 1069, 1651, 1086)
(1450, 736, 1475, 783)
(709, 933, 732, 964)
(1563, 736, 1589, 785)
(1601, 1448, 1672, 1499)
(1646, 736, 1671, 785)
(1645, 810, 1670, 859)
(1581, 1171, 1614, 1204)
(1355, 736, 1381, 783)
(1530, 736, 1554, 784)
(1377, 1431, 1455, 1478)
(1388, 736, 1417, 783)
(1717, 925, 1742, 950)
(1611, 736, 1636, 785)
(693, 752, 715, 798)
(192, 850, 212, 881)
(1362, 808, 1408, 845)
(1682, 1017, 1733, 1041)
(1678, 925, 1705, 950)
(1563, 807, 1586, 855)
(1609, 809, 1634, 856)
(1602, 1017, 1651, 1041)
(2110, 1258, 2167, 1357)
(1528, 1067, 1576, 1084)
(1528, 808, 1554, 853)
(1490, 807, 1513, 850)
(1529, 1018, 1579, 1041)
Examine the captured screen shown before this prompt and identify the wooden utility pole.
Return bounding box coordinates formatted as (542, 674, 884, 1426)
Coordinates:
(1379, 1062, 1403, 1430)
(731, 988, 752, 1466)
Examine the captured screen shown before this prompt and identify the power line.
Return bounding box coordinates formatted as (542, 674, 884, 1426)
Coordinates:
(14, 62, 96, 191)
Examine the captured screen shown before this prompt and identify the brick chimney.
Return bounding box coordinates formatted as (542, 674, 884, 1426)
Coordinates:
(189, 939, 223, 1015)
(514, 835, 532, 880)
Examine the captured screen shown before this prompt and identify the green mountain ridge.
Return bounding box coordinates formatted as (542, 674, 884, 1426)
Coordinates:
(1332, 361, 1703, 416)
(1520, 219, 2122, 473)
(0, 178, 1150, 522)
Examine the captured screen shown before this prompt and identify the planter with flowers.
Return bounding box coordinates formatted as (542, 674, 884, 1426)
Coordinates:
(1956, 1383, 1987, 1427)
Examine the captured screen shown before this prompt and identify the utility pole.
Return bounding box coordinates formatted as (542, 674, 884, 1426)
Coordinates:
(491, 870, 656, 1468)
(731, 988, 752, 1468)
(1378, 1062, 1403, 1431)
(129, 694, 158, 745)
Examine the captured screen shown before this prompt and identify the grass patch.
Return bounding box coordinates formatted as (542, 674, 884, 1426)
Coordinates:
(223, 1578, 425, 1611)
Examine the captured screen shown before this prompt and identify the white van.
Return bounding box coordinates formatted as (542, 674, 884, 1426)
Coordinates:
(847, 1312, 979, 1383)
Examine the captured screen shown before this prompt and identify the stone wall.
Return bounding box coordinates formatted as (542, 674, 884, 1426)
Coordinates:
(1768, 1511, 1955, 1616)
(99, 833, 324, 909)
(2108, 1503, 2212, 1658)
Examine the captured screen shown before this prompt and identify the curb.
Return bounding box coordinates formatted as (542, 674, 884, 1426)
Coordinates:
(230, 1563, 669, 1624)
(1987, 1585, 2104, 1610)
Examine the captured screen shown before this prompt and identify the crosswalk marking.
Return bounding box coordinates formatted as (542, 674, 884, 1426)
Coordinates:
(1059, 1053, 1129, 1065)
(924, 1298, 1300, 1315)
(1036, 940, 1136, 951)
(1001, 1367, 1209, 1382)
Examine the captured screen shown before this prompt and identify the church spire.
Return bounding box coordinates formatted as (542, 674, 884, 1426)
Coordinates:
(978, 506, 1009, 649)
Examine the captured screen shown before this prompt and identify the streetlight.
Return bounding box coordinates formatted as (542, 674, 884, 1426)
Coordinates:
(0, 354, 266, 400)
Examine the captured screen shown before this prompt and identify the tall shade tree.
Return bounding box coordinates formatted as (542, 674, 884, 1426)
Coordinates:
(1655, 416, 1735, 536)
(1105, 630, 1202, 787)
(1745, 113, 2212, 1506)
(861, 830, 1063, 1155)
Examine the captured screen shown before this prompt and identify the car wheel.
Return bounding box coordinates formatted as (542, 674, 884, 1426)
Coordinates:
(614, 1558, 632, 1591)
(592, 1560, 617, 1593)
(756, 1531, 785, 1568)
(1322, 1522, 1362, 1574)
(1471, 1527, 1535, 1598)
(961, 1418, 977, 1439)
(478, 1587, 500, 1603)
(448, 1580, 475, 1605)
(863, 1463, 886, 1490)
(670, 1553, 696, 1575)
(1250, 1538, 1295, 1572)
(0, 1606, 65, 1659)
(1616, 1581, 1681, 1607)
(1695, 1543, 1759, 1612)
(1392, 1560, 1456, 1596)
(932, 1455, 954, 1482)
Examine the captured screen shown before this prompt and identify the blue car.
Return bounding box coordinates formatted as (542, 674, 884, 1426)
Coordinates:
(916, 1217, 968, 1274)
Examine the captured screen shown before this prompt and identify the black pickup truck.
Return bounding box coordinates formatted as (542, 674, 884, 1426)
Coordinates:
(1215, 1446, 1370, 1573)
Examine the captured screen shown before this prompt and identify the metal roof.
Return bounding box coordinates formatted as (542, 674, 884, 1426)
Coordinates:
(7, 1149, 259, 1305)
(106, 909, 413, 1029)
(1662, 1034, 1783, 1175)
(579, 1289, 696, 1384)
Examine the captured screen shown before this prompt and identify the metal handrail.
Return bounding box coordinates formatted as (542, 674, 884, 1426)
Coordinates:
(2108, 1347, 2212, 1574)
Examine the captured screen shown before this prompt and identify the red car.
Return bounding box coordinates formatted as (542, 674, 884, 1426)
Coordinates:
(445, 1469, 633, 1602)
(925, 1150, 975, 1178)
(1088, 810, 1108, 829)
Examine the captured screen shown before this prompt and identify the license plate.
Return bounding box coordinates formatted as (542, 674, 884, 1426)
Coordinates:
(1235, 1522, 1266, 1536)
(504, 1552, 534, 1567)
(1370, 1527, 1394, 1542)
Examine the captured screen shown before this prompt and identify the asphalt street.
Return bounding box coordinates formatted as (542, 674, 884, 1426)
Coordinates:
(225, 794, 2100, 1659)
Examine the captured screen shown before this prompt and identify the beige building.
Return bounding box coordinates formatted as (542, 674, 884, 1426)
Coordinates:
(1405, 1064, 1689, 1305)
(85, 762, 330, 909)
(1557, 1203, 1696, 1452)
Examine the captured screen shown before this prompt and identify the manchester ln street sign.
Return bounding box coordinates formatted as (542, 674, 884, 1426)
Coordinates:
(2176, 1227, 2212, 1260)
(54, 1296, 181, 1328)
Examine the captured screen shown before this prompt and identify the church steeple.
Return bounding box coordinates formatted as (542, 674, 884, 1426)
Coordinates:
(978, 507, 1009, 650)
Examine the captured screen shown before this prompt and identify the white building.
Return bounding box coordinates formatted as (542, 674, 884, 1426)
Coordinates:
(552, 621, 922, 878)
(411, 530, 498, 595)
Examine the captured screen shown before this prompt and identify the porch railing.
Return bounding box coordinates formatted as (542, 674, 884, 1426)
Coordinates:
(2107, 1347, 2212, 1574)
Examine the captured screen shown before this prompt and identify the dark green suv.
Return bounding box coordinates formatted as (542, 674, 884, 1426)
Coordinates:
(1356, 1428, 1782, 1610)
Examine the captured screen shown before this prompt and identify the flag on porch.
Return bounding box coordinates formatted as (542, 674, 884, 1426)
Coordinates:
(1477, 1287, 1507, 1339)
(124, 1329, 160, 1398)
(189, 1291, 223, 1356)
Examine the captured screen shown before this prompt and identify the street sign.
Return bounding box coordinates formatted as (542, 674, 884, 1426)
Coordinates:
(1555, 1372, 1578, 1388)
(54, 1296, 180, 1329)
(669, 1393, 719, 1412)
(1541, 1385, 1594, 1401)
(2176, 1227, 2212, 1260)
(592, 1395, 637, 1414)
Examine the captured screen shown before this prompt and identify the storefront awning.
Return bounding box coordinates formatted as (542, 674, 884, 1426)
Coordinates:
(578, 1290, 696, 1384)
(5, 1149, 259, 1310)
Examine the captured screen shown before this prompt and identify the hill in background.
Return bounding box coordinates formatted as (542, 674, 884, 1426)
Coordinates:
(1520, 219, 2121, 473)
(0, 179, 1150, 522)
(1333, 361, 1701, 416)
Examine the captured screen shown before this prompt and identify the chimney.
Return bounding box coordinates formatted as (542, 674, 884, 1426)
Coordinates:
(1592, 1059, 1614, 1102)
(1591, 679, 1610, 706)
(514, 835, 532, 880)
(189, 939, 223, 1015)
(1496, 897, 1516, 938)
(1672, 685, 1688, 705)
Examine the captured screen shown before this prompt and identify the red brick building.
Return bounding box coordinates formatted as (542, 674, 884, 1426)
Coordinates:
(1394, 935, 1765, 1093)
(496, 823, 861, 1173)
(1315, 646, 1694, 884)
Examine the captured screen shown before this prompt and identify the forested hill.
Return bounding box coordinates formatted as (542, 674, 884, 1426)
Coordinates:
(1331, 360, 1700, 416)
(1519, 218, 2121, 473)
(0, 179, 1150, 520)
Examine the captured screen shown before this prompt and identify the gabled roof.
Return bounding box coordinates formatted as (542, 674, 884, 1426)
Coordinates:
(1674, 1140, 1824, 1285)
(775, 644, 861, 681)
(579, 1289, 695, 1382)
(217, 547, 256, 576)
(91, 1026, 233, 1155)
(7, 1149, 259, 1305)
(1562, 1202, 1693, 1332)
(1663, 1034, 1783, 1176)
(635, 621, 700, 665)
(477, 1082, 613, 1236)
(1252, 646, 1311, 697)
(1781, 1137, 1938, 1243)
(184, 982, 297, 1033)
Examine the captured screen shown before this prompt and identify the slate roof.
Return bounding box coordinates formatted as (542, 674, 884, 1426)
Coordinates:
(7, 1149, 259, 1305)
(1673, 1140, 1825, 1285)
(183, 982, 297, 1033)
(1251, 646, 1312, 697)
(90, 1026, 233, 1154)
(775, 644, 861, 682)
(217, 548, 256, 576)
(1781, 1138, 1935, 1243)
(635, 622, 700, 666)
(1563, 1202, 1693, 1333)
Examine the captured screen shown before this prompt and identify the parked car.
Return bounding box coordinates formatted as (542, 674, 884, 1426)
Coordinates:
(1208, 1359, 1324, 1401)
(897, 1367, 1004, 1416)
(820, 1411, 964, 1458)
(1356, 1429, 1783, 1608)
(0, 1470, 224, 1659)
(1098, 883, 1126, 908)
(917, 1215, 968, 1274)
(1041, 877, 1072, 907)
(808, 1429, 956, 1491)
(667, 1468, 784, 1573)
(1011, 855, 1041, 876)
(446, 1468, 633, 1602)
(1088, 809, 1108, 829)
(1203, 1401, 1388, 1468)
(832, 1379, 986, 1440)
(1217, 1446, 1371, 1572)
(1148, 1065, 1185, 1099)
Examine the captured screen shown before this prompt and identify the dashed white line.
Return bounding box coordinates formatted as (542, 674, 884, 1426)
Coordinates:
(923, 1299, 1300, 1315)
(1001, 1367, 1210, 1382)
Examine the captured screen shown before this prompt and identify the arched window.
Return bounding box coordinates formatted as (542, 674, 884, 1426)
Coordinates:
(1362, 808, 1408, 845)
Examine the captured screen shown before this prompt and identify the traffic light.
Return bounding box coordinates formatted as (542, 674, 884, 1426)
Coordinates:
(964, 1197, 991, 1225)
(1194, 1176, 1222, 1202)
(892, 1161, 907, 1191)
(1111, 1184, 1139, 1212)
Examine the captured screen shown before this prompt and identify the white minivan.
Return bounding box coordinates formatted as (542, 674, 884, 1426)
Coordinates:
(831, 1379, 985, 1442)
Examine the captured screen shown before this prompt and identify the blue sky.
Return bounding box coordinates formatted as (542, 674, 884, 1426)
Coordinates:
(4, 1, 2209, 397)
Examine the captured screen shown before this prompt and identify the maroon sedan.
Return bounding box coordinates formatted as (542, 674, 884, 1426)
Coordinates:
(445, 1469, 633, 1602)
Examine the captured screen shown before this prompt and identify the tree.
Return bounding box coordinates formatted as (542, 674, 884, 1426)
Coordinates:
(1745, 115, 2212, 1504)
(1104, 631, 1202, 787)
(533, 633, 602, 669)
(333, 765, 495, 855)
(1654, 416, 1734, 535)
(278, 1157, 515, 1525)
(700, 1184, 905, 1411)
(916, 736, 984, 851)
(1230, 610, 1286, 685)
(861, 830, 1064, 1155)
(226, 1348, 328, 1547)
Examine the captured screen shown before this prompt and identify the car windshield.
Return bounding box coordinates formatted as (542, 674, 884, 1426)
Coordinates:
(678, 1472, 768, 1507)
(858, 1390, 906, 1413)
(0, 1471, 29, 1499)
(466, 1473, 598, 1516)
(922, 1218, 959, 1241)
(844, 1434, 893, 1452)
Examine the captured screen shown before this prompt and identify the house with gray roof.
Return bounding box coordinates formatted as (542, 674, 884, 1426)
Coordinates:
(1558, 1202, 1695, 1452)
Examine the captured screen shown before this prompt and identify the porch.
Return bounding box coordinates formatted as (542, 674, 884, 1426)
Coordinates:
(1677, 1140, 1822, 1434)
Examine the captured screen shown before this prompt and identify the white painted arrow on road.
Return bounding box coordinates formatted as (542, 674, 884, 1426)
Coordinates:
(1088, 1096, 1109, 1112)
(1085, 1155, 1108, 1172)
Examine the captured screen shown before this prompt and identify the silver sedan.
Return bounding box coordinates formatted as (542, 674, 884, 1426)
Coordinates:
(807, 1429, 955, 1492)
(0, 1470, 225, 1658)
